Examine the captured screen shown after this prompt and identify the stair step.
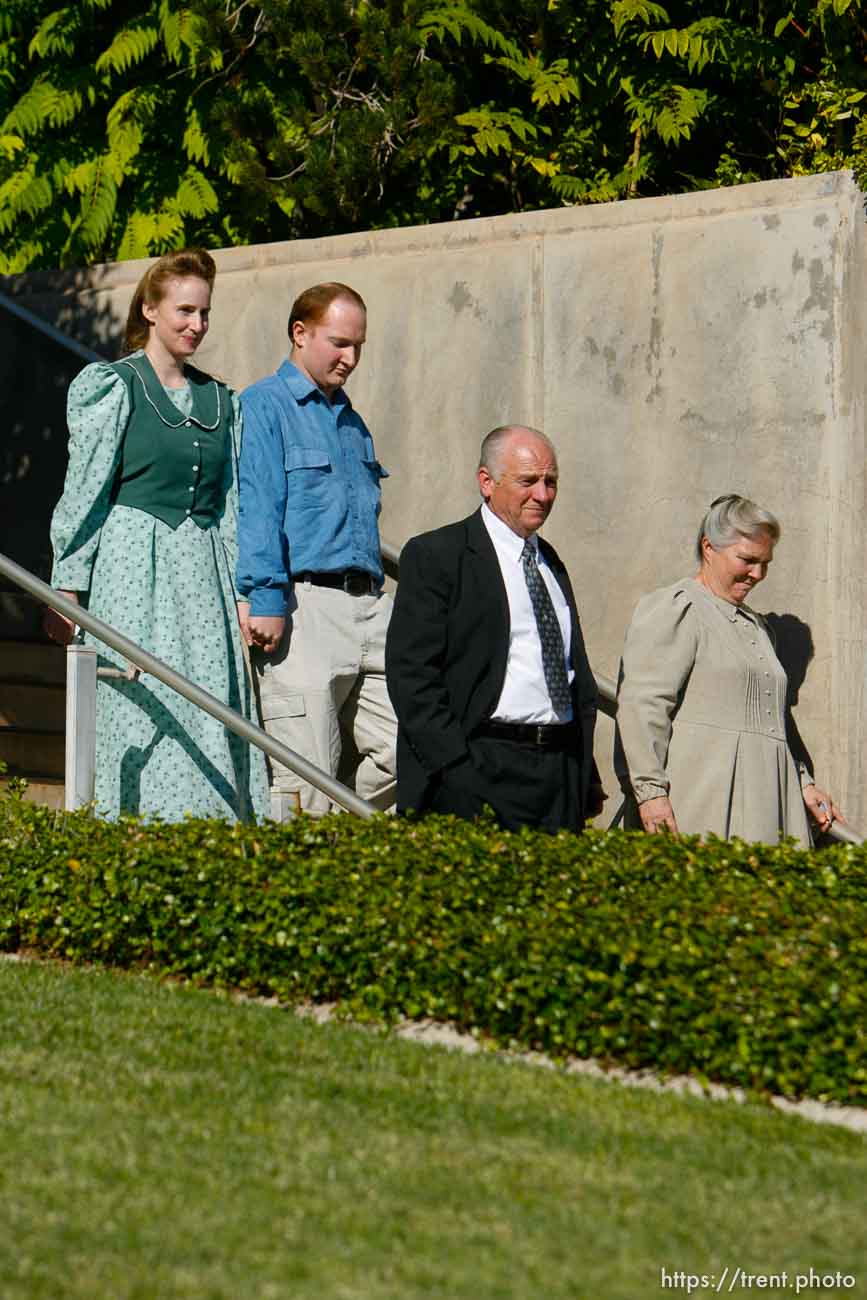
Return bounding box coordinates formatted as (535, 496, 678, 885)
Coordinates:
(0, 776, 65, 811)
(0, 682, 65, 730)
(0, 640, 66, 687)
(0, 728, 65, 779)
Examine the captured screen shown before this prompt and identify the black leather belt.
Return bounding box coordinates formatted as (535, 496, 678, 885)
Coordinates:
(474, 720, 579, 749)
(299, 570, 378, 596)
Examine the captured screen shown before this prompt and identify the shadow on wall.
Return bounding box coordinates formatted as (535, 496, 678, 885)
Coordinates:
(0, 267, 120, 639)
(765, 611, 815, 780)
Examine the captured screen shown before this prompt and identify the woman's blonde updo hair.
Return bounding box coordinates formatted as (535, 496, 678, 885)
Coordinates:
(696, 493, 781, 563)
(123, 247, 217, 354)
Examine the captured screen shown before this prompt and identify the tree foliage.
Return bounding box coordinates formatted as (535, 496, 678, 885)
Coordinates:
(0, 0, 864, 272)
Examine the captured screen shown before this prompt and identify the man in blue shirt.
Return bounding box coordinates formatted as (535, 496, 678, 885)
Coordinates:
(237, 282, 397, 817)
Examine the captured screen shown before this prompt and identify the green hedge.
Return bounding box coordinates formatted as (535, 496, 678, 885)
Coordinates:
(2, 787, 866, 1104)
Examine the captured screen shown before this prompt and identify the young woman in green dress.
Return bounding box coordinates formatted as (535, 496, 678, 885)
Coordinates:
(45, 248, 269, 821)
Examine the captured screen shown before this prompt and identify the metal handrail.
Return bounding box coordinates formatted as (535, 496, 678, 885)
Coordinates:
(823, 818, 862, 847)
(0, 288, 376, 819)
(0, 288, 103, 364)
(0, 299, 858, 843)
(3, 548, 861, 842)
(382, 538, 619, 714)
(0, 550, 376, 819)
(378, 541, 861, 846)
(380, 539, 401, 570)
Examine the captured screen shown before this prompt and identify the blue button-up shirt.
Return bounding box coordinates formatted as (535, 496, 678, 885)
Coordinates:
(237, 360, 389, 616)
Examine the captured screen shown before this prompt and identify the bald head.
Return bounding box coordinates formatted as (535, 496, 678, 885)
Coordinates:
(478, 425, 556, 479)
(477, 425, 559, 539)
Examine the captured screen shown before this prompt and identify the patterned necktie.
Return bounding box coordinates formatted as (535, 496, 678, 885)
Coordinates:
(521, 540, 572, 713)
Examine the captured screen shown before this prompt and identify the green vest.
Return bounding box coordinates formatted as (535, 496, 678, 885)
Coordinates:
(111, 353, 234, 530)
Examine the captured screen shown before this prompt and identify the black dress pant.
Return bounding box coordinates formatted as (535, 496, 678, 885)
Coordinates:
(426, 733, 585, 834)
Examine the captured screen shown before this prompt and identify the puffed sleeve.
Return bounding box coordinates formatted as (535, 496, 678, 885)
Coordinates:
(615, 584, 700, 804)
(217, 389, 243, 597)
(50, 362, 129, 593)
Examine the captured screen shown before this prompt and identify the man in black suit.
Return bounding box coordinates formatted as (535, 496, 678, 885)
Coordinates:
(385, 425, 605, 833)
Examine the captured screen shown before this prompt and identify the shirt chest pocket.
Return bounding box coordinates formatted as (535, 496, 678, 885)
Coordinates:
(284, 446, 332, 500)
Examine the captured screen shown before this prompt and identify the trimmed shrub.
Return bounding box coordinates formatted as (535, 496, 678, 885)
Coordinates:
(2, 790, 866, 1104)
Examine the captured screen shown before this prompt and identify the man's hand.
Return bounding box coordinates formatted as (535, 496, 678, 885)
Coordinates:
(638, 793, 679, 835)
(247, 614, 285, 654)
(43, 590, 79, 645)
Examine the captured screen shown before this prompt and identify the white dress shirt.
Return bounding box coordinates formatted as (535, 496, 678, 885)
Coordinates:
(481, 504, 574, 723)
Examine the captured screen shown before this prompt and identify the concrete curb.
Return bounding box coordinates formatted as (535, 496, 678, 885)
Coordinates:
(296, 1003, 867, 1136)
(4, 951, 865, 1135)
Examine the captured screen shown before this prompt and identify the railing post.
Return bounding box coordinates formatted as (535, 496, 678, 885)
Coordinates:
(65, 644, 97, 811)
(0, 547, 379, 819)
(270, 790, 302, 823)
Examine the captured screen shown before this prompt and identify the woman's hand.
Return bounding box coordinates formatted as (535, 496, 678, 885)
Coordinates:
(638, 793, 679, 835)
(236, 601, 253, 647)
(803, 783, 844, 833)
(43, 590, 79, 645)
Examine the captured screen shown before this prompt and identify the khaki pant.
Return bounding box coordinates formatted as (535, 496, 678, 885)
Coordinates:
(254, 581, 397, 817)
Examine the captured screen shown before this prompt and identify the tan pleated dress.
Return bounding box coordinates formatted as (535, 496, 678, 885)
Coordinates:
(615, 578, 812, 846)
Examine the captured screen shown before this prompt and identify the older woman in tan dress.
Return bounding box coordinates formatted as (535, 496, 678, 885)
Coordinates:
(615, 495, 842, 845)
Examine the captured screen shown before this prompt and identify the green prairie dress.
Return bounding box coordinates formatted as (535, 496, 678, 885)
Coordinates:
(50, 351, 269, 822)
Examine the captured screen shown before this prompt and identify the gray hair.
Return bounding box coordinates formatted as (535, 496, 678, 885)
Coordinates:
(478, 425, 556, 479)
(696, 494, 781, 562)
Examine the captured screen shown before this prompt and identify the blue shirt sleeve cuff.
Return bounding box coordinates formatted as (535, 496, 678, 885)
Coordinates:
(248, 589, 289, 618)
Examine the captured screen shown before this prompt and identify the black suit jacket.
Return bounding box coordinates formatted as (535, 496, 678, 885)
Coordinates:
(385, 508, 600, 814)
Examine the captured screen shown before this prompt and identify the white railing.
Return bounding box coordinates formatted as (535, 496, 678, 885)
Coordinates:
(0, 287, 103, 363)
(381, 540, 861, 847)
(0, 299, 857, 842)
(65, 644, 97, 811)
(0, 551, 377, 818)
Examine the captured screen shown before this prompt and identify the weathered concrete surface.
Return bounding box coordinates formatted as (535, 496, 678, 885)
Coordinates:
(3, 171, 865, 826)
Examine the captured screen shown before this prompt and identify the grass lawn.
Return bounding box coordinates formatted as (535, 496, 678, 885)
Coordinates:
(0, 959, 864, 1300)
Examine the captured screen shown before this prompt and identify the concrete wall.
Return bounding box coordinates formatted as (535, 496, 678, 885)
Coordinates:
(4, 171, 865, 825)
